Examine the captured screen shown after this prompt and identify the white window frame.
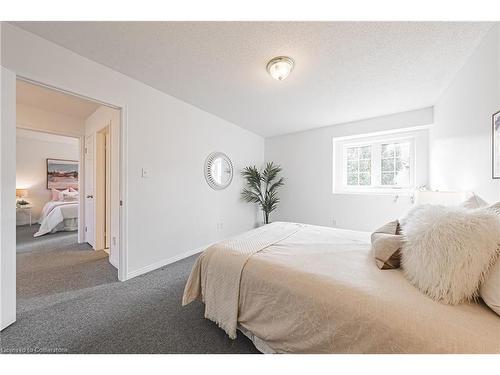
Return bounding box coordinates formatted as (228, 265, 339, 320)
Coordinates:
(333, 127, 429, 195)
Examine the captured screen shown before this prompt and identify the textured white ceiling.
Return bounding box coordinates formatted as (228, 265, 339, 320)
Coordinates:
(17, 79, 100, 118)
(12, 22, 493, 137)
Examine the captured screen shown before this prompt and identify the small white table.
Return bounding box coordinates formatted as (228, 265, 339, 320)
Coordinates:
(16, 205, 33, 226)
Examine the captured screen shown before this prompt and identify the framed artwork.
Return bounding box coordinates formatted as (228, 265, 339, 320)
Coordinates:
(47, 158, 79, 190)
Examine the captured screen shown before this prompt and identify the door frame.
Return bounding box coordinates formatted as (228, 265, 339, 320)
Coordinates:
(15, 75, 129, 283)
(1, 72, 128, 330)
(83, 133, 96, 247)
(95, 125, 110, 252)
(0, 74, 128, 329)
(1, 67, 17, 330)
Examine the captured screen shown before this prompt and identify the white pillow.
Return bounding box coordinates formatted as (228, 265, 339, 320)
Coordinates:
(51, 188, 69, 201)
(62, 191, 79, 202)
(401, 204, 500, 305)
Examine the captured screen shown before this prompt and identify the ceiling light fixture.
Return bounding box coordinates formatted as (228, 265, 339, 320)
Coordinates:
(266, 56, 294, 81)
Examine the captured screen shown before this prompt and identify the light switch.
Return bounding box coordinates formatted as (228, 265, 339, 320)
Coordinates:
(141, 168, 150, 178)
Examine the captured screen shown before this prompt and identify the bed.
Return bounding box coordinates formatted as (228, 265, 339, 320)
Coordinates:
(183, 222, 500, 353)
(34, 200, 79, 237)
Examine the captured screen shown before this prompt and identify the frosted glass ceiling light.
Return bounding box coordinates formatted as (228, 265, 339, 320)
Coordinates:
(266, 56, 294, 81)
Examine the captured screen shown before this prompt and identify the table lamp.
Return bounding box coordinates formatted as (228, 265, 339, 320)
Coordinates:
(16, 188, 29, 206)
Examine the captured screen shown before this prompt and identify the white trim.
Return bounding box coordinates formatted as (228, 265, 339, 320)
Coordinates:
(78, 135, 85, 243)
(95, 129, 107, 251)
(333, 189, 415, 196)
(126, 245, 206, 280)
(1, 67, 17, 331)
(16, 76, 120, 110)
(118, 106, 128, 281)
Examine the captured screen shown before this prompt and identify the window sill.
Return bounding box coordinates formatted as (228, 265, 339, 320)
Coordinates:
(333, 189, 414, 197)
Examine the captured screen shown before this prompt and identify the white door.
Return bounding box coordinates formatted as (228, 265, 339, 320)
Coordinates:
(85, 134, 96, 248)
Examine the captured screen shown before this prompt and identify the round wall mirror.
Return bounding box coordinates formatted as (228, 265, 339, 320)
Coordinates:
(204, 152, 233, 190)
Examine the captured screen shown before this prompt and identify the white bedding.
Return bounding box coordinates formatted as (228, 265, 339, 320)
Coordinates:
(34, 200, 79, 237)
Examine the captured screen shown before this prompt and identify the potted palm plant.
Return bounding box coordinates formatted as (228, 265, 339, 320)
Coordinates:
(241, 162, 284, 224)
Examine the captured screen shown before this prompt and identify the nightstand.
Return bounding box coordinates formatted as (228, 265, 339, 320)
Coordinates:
(16, 205, 33, 226)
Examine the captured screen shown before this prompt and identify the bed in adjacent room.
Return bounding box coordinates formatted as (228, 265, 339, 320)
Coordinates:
(34, 190, 79, 237)
(183, 222, 500, 354)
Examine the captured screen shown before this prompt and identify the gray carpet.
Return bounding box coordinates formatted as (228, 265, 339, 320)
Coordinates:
(1, 228, 259, 354)
(16, 224, 82, 253)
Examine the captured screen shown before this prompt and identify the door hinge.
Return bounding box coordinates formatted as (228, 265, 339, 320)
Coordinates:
(85, 226, 88, 232)
(120, 200, 123, 206)
(84, 147, 88, 154)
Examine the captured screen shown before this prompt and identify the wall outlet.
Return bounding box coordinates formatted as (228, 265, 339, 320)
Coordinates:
(216, 222, 224, 231)
(331, 218, 337, 227)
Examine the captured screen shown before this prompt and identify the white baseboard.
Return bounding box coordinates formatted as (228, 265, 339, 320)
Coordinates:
(126, 244, 207, 280)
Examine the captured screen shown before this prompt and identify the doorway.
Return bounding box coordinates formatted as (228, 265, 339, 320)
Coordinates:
(82, 104, 121, 268)
(1, 69, 129, 330)
(6, 77, 125, 329)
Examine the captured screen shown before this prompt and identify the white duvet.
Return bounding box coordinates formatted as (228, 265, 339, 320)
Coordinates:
(34, 200, 79, 237)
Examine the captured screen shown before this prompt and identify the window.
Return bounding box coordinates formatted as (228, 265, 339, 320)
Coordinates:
(333, 129, 427, 194)
(380, 142, 411, 187)
(343, 139, 414, 190)
(346, 145, 371, 186)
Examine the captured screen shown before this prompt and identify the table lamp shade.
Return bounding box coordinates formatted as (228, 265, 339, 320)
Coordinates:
(16, 188, 28, 198)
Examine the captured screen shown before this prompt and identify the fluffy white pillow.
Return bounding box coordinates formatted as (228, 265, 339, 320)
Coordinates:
(401, 205, 500, 305)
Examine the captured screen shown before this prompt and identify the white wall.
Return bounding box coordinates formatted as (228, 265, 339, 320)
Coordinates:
(430, 24, 500, 203)
(1, 23, 264, 279)
(17, 102, 85, 137)
(265, 108, 433, 231)
(16, 129, 79, 225)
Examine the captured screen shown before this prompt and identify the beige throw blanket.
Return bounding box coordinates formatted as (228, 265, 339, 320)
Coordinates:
(182, 222, 303, 339)
(371, 220, 403, 269)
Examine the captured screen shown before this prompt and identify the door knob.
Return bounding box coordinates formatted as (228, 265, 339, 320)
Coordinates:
(86, 195, 94, 199)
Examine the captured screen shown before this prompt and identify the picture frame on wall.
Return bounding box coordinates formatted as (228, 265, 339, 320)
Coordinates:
(47, 158, 79, 190)
(493, 111, 500, 179)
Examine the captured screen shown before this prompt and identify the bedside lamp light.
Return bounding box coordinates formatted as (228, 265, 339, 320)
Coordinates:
(16, 188, 28, 198)
(16, 188, 30, 208)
